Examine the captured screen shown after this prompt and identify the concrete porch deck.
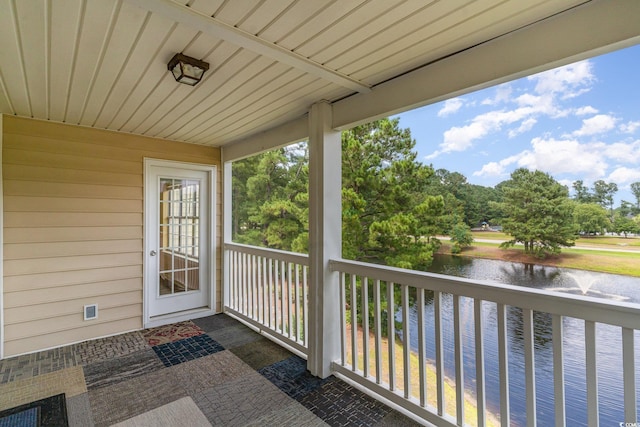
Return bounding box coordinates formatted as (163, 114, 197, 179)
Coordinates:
(0, 314, 420, 426)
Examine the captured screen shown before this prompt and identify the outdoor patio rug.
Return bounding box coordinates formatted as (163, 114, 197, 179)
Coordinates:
(110, 397, 210, 427)
(0, 366, 86, 412)
(0, 393, 68, 427)
(142, 320, 204, 346)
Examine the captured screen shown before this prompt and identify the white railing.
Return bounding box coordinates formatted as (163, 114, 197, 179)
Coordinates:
(224, 243, 309, 355)
(330, 258, 640, 427)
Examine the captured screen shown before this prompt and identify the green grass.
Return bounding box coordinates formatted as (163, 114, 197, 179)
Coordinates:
(470, 231, 640, 248)
(449, 241, 640, 277)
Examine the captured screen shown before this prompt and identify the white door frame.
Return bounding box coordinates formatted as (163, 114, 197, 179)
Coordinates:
(144, 158, 216, 328)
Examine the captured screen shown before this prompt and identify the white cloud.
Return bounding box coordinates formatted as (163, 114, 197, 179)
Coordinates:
(602, 139, 640, 163)
(516, 137, 607, 178)
(620, 120, 640, 134)
(473, 154, 522, 177)
(473, 162, 506, 177)
(530, 60, 595, 98)
(439, 121, 489, 154)
(438, 98, 464, 117)
(435, 104, 547, 157)
(571, 114, 617, 137)
(430, 62, 597, 158)
(607, 166, 640, 184)
(575, 106, 598, 116)
(508, 118, 537, 138)
(481, 84, 512, 106)
(474, 136, 640, 182)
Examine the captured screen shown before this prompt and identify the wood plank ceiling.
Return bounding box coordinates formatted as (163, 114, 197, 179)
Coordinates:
(0, 0, 588, 147)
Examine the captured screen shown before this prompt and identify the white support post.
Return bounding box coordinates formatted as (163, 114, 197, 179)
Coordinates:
(0, 115, 4, 360)
(222, 162, 233, 312)
(307, 101, 342, 378)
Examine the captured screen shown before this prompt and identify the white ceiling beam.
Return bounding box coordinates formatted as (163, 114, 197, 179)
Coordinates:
(332, 0, 640, 129)
(222, 114, 308, 162)
(125, 0, 371, 94)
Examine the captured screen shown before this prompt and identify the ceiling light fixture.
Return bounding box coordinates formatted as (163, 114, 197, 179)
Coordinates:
(167, 53, 209, 86)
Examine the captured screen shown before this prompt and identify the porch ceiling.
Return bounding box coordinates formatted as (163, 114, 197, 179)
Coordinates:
(0, 0, 631, 147)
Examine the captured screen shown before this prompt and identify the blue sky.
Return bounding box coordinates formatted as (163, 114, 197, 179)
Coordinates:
(394, 44, 640, 206)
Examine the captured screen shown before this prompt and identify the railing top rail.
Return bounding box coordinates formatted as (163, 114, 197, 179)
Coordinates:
(329, 258, 640, 329)
(225, 242, 309, 266)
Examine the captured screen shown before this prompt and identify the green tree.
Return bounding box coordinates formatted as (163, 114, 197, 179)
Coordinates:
(631, 182, 640, 210)
(573, 203, 610, 235)
(233, 143, 309, 251)
(492, 168, 575, 257)
(572, 180, 593, 203)
(458, 183, 503, 227)
(592, 179, 618, 218)
(449, 222, 474, 254)
(612, 214, 639, 238)
(342, 118, 444, 270)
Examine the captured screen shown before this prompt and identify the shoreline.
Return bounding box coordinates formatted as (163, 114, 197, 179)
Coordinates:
(438, 239, 640, 278)
(345, 325, 501, 427)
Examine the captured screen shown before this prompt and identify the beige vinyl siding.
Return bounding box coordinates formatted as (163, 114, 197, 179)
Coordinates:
(2, 116, 221, 357)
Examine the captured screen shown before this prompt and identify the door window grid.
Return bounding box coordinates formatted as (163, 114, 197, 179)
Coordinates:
(159, 178, 201, 296)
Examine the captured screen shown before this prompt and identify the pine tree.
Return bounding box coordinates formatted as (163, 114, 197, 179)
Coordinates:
(493, 168, 575, 257)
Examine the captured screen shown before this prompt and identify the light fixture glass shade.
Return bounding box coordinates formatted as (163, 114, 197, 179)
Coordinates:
(168, 53, 209, 86)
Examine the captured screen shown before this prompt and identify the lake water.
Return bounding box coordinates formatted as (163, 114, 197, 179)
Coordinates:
(400, 254, 640, 426)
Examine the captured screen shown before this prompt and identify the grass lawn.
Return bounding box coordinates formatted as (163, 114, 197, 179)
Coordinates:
(471, 231, 640, 248)
(446, 242, 640, 277)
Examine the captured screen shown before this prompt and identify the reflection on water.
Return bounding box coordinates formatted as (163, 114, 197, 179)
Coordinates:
(428, 254, 640, 303)
(401, 255, 640, 427)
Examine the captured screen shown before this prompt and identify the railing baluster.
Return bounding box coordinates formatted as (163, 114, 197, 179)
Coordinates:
(374, 279, 382, 384)
(279, 260, 285, 334)
(287, 262, 293, 338)
(351, 273, 358, 371)
(435, 290, 444, 416)
(294, 263, 300, 341)
(268, 258, 273, 329)
(585, 320, 598, 427)
(417, 288, 427, 407)
(253, 255, 258, 319)
(250, 254, 255, 319)
(524, 308, 537, 427)
(241, 252, 247, 314)
(340, 272, 347, 366)
(622, 327, 636, 423)
(261, 256, 267, 325)
(454, 294, 464, 426)
(498, 303, 510, 427)
(303, 265, 308, 347)
(552, 314, 566, 427)
(475, 299, 486, 427)
(229, 250, 235, 310)
(402, 284, 411, 399)
(388, 281, 396, 391)
(362, 277, 370, 378)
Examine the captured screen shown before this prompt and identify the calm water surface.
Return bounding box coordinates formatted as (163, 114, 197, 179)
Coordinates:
(399, 255, 640, 427)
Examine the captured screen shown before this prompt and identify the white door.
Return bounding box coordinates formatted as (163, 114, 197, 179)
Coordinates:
(145, 160, 215, 319)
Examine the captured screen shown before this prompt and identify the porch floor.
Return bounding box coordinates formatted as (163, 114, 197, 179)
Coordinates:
(0, 314, 420, 426)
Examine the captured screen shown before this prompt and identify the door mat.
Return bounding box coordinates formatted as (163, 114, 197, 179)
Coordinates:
(0, 393, 67, 427)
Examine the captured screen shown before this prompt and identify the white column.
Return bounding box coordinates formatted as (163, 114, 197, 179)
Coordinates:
(222, 161, 233, 311)
(0, 115, 3, 359)
(307, 101, 342, 378)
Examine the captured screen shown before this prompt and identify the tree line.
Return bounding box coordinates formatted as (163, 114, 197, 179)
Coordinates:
(232, 118, 640, 266)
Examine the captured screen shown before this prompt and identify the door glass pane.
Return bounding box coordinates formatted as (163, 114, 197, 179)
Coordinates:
(158, 178, 201, 296)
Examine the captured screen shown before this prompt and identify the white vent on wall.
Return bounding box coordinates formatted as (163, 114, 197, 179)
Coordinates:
(84, 304, 98, 321)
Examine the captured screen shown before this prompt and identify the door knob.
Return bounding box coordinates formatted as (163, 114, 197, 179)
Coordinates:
(150, 250, 157, 256)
